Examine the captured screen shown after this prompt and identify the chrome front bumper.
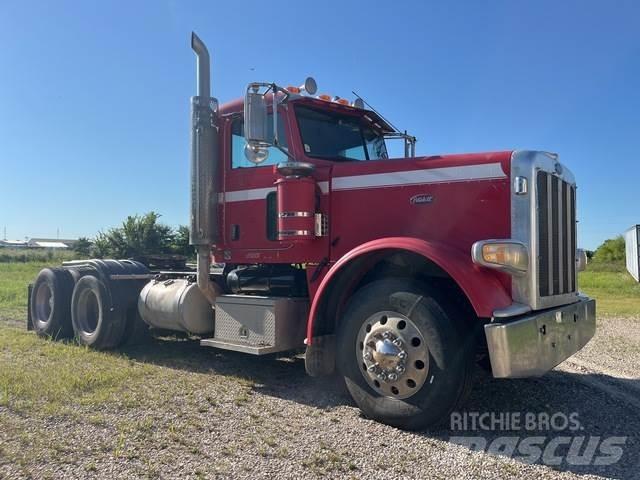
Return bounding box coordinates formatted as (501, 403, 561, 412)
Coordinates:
(485, 296, 596, 378)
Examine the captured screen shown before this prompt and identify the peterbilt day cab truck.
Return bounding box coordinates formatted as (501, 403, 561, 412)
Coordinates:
(28, 33, 595, 430)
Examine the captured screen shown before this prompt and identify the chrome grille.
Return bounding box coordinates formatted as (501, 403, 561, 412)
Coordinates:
(536, 171, 576, 297)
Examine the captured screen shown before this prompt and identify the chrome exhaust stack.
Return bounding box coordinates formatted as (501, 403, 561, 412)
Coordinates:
(190, 32, 219, 305)
(136, 32, 220, 334)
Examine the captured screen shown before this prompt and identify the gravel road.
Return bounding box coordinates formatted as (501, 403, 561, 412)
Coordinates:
(1, 317, 638, 479)
(573, 316, 640, 378)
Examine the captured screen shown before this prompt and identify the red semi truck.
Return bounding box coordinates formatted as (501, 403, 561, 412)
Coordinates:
(28, 33, 595, 429)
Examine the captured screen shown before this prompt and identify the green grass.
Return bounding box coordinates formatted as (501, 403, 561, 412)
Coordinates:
(0, 328, 154, 415)
(1, 257, 638, 325)
(0, 261, 48, 321)
(0, 250, 82, 322)
(0, 247, 79, 264)
(579, 262, 640, 317)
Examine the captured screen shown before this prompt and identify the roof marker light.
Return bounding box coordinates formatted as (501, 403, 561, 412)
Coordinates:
(317, 94, 332, 101)
(286, 86, 301, 94)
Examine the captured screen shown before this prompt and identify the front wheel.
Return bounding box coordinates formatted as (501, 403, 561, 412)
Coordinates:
(336, 278, 474, 430)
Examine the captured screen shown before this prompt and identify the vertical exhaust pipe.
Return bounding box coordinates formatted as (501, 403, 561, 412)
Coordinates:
(190, 32, 220, 305)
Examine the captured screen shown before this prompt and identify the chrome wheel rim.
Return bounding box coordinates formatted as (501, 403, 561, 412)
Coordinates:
(356, 311, 429, 399)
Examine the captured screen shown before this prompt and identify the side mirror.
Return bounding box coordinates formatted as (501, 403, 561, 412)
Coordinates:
(244, 89, 270, 164)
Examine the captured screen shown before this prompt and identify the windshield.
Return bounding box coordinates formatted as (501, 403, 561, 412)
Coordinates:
(295, 105, 388, 161)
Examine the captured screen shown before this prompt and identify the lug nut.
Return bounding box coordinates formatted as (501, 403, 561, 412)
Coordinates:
(367, 364, 377, 372)
(395, 365, 405, 374)
(393, 339, 403, 347)
(382, 332, 391, 339)
(388, 373, 398, 381)
(398, 351, 407, 360)
(364, 352, 372, 361)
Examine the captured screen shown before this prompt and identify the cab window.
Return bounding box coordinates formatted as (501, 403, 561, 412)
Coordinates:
(295, 105, 388, 162)
(231, 115, 288, 168)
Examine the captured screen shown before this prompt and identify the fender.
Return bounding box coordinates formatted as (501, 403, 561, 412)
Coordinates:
(306, 237, 512, 343)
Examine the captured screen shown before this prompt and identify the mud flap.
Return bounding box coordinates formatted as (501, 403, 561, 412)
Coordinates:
(27, 283, 33, 331)
(305, 334, 336, 377)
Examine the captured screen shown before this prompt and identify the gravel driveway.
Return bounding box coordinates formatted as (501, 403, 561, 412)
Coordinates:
(1, 316, 638, 479)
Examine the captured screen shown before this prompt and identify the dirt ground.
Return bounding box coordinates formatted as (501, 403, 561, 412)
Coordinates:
(1, 313, 638, 480)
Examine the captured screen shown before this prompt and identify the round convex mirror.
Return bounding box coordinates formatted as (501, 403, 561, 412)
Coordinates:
(303, 77, 317, 95)
(244, 143, 270, 164)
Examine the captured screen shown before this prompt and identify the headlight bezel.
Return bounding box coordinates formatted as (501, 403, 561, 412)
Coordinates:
(471, 240, 529, 276)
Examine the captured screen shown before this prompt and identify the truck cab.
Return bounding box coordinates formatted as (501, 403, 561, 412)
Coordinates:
(196, 41, 596, 427)
(28, 33, 596, 430)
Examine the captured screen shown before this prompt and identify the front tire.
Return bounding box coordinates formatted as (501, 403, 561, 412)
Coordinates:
(336, 278, 474, 430)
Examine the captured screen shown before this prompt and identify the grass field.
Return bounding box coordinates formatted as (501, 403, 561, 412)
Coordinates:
(0, 248, 78, 264)
(0, 262, 50, 322)
(0, 327, 154, 415)
(0, 261, 638, 478)
(578, 263, 640, 317)
(1, 260, 638, 323)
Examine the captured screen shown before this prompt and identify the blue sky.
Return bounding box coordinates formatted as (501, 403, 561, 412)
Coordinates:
(1, 1, 638, 250)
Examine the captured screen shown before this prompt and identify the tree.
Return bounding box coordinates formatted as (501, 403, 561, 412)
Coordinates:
(171, 225, 195, 258)
(93, 212, 174, 258)
(73, 237, 92, 257)
(592, 236, 625, 263)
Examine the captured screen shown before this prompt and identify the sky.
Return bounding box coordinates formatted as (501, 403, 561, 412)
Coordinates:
(1, 0, 639, 250)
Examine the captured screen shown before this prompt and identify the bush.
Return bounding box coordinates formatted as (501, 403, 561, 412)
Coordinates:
(1, 213, 193, 264)
(73, 237, 92, 257)
(592, 236, 625, 264)
(93, 212, 175, 258)
(171, 225, 195, 258)
(92, 212, 193, 259)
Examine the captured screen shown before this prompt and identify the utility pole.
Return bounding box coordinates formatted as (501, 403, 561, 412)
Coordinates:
(3, 226, 6, 241)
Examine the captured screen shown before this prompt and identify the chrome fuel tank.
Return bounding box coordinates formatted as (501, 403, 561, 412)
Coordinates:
(138, 278, 214, 334)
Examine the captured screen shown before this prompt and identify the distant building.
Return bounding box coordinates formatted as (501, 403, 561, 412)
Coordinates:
(0, 238, 78, 249)
(27, 238, 78, 249)
(0, 240, 28, 248)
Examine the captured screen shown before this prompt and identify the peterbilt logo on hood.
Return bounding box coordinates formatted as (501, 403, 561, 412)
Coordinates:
(410, 194, 434, 205)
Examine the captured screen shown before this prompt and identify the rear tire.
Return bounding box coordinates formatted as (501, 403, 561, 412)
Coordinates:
(121, 306, 151, 346)
(71, 275, 127, 349)
(336, 278, 474, 430)
(30, 268, 74, 339)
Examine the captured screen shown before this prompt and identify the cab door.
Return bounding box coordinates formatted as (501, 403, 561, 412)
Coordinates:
(220, 110, 331, 265)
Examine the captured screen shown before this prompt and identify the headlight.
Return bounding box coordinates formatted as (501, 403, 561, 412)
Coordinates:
(471, 240, 529, 276)
(576, 248, 587, 272)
